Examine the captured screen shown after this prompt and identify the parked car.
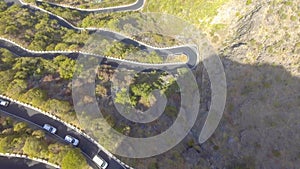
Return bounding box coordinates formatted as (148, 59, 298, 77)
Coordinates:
(92, 155, 108, 169)
(64, 135, 79, 146)
(43, 124, 57, 134)
(0, 98, 9, 107)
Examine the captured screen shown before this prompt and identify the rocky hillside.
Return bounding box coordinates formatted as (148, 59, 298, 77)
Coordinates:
(219, 0, 299, 76)
(2, 0, 298, 168)
(197, 0, 300, 168)
(125, 0, 300, 168)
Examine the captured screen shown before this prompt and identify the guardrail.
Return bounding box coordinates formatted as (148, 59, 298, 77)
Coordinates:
(0, 152, 60, 169)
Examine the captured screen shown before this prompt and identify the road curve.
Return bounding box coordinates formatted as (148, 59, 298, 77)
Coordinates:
(1, 0, 201, 168)
(36, 0, 145, 12)
(0, 37, 196, 71)
(8, 0, 200, 69)
(0, 156, 56, 169)
(0, 99, 126, 169)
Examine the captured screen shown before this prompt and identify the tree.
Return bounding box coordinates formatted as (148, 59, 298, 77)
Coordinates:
(95, 85, 107, 97)
(4, 25, 18, 35)
(115, 87, 136, 106)
(19, 88, 47, 106)
(43, 99, 72, 115)
(0, 70, 14, 93)
(54, 43, 68, 51)
(53, 55, 76, 79)
(32, 130, 45, 139)
(23, 137, 46, 157)
(13, 122, 28, 133)
(6, 79, 27, 98)
(0, 1, 7, 11)
(61, 148, 88, 169)
(0, 48, 15, 65)
(0, 137, 11, 153)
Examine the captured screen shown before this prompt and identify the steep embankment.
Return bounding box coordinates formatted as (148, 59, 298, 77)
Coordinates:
(122, 0, 300, 168)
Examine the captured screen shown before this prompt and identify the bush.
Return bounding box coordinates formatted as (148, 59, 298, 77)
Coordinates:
(13, 122, 28, 133)
(61, 148, 88, 169)
(23, 137, 47, 157)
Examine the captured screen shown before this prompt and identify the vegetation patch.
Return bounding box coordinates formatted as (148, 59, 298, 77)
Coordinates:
(36, 0, 137, 9)
(0, 115, 89, 169)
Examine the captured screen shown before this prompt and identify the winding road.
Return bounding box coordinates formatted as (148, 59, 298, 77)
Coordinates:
(1, 0, 201, 168)
(0, 100, 125, 169)
(36, 0, 145, 12)
(4, 0, 200, 69)
(0, 156, 56, 169)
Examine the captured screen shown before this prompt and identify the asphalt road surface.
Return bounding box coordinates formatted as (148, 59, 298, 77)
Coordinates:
(0, 101, 125, 169)
(0, 0, 201, 168)
(42, 0, 145, 13)
(4, 0, 200, 70)
(0, 156, 56, 169)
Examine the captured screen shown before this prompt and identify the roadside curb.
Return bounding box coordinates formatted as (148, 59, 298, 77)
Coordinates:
(36, 0, 145, 12)
(18, 0, 199, 67)
(0, 94, 132, 169)
(0, 37, 189, 67)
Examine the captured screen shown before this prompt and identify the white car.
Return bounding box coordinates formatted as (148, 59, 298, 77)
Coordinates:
(0, 98, 9, 107)
(43, 124, 57, 134)
(92, 155, 108, 169)
(64, 135, 79, 146)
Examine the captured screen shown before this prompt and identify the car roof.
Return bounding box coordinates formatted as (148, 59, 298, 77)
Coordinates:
(93, 155, 105, 165)
(65, 135, 72, 140)
(0, 98, 8, 102)
(65, 135, 77, 142)
(44, 124, 52, 128)
(0, 100, 7, 104)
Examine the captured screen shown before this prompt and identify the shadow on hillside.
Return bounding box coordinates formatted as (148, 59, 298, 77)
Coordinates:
(1, 31, 299, 168)
(114, 56, 300, 169)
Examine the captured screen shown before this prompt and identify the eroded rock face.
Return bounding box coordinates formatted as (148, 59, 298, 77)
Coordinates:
(196, 0, 300, 168)
(126, 1, 299, 168)
(214, 0, 299, 75)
